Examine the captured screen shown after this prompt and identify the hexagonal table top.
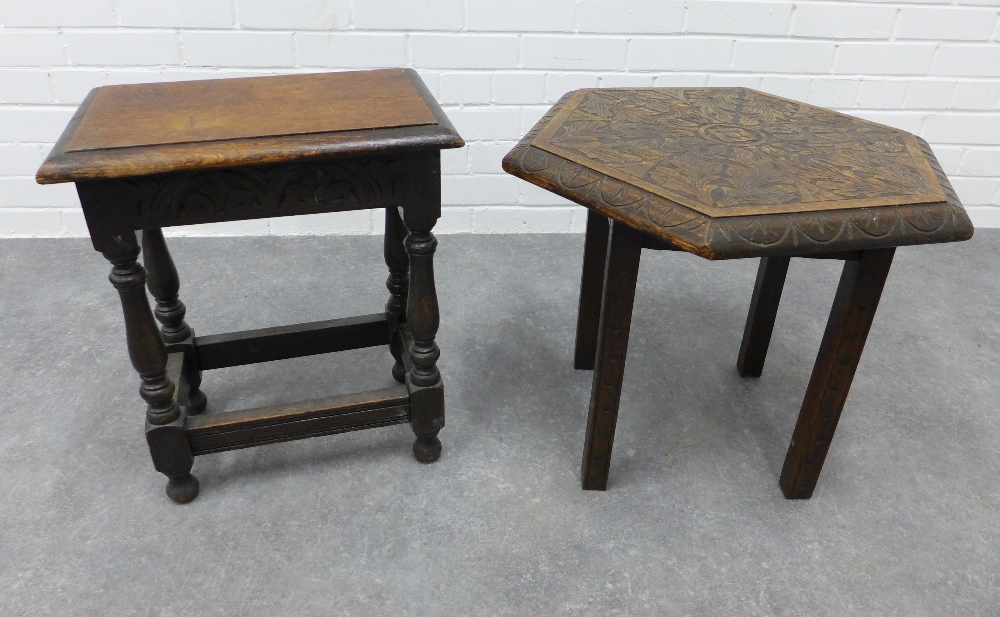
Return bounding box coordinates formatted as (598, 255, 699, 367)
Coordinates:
(503, 88, 973, 259)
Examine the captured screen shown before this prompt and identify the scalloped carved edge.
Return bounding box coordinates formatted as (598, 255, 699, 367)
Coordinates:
(503, 96, 974, 260)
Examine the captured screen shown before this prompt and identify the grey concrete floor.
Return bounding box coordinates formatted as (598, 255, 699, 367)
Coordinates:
(2, 231, 999, 616)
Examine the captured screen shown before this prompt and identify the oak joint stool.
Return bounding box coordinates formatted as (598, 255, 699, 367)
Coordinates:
(503, 87, 974, 498)
(37, 69, 464, 503)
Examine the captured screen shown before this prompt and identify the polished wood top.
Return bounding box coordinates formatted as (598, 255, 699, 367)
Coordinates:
(504, 88, 973, 259)
(37, 69, 463, 184)
(65, 70, 436, 152)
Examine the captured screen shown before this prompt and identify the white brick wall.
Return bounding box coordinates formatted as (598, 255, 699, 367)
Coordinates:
(1, 0, 999, 237)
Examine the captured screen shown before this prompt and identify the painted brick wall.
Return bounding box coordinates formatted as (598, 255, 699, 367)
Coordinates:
(1, 0, 999, 236)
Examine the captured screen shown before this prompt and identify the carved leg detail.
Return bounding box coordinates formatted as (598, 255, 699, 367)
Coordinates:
(105, 241, 197, 503)
(779, 248, 894, 499)
(737, 256, 791, 378)
(404, 230, 441, 388)
(404, 228, 444, 462)
(574, 210, 611, 370)
(142, 228, 206, 415)
(581, 222, 643, 491)
(384, 206, 410, 384)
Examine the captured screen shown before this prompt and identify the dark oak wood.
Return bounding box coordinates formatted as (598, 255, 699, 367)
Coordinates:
(780, 248, 895, 499)
(141, 228, 191, 344)
(384, 204, 410, 383)
(103, 235, 180, 427)
(38, 69, 460, 502)
(194, 314, 389, 370)
(503, 88, 973, 260)
(737, 256, 791, 378)
(37, 69, 462, 184)
(102, 233, 198, 503)
(581, 221, 643, 491)
(574, 209, 610, 370)
(74, 153, 413, 244)
(142, 227, 206, 415)
(506, 87, 973, 498)
(401, 157, 445, 462)
(187, 386, 411, 455)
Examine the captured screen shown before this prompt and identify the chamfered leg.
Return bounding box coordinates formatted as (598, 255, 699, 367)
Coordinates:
(141, 227, 206, 415)
(574, 209, 611, 370)
(581, 221, 643, 491)
(104, 233, 197, 504)
(737, 256, 791, 378)
(384, 205, 410, 384)
(779, 248, 895, 499)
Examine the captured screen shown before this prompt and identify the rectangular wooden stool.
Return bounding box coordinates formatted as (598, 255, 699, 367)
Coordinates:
(37, 69, 464, 503)
(504, 87, 974, 498)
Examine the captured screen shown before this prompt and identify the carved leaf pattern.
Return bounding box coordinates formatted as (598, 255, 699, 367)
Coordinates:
(131, 158, 404, 227)
(538, 88, 942, 215)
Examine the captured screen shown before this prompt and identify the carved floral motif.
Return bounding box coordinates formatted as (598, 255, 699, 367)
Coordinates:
(533, 88, 945, 217)
(503, 91, 973, 260)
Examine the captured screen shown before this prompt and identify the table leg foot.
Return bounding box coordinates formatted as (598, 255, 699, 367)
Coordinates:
(186, 388, 208, 415)
(166, 473, 200, 504)
(391, 359, 406, 384)
(413, 431, 442, 463)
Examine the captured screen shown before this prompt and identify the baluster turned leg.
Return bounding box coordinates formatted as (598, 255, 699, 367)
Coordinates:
(780, 248, 894, 499)
(142, 228, 207, 415)
(384, 206, 410, 384)
(737, 256, 791, 377)
(581, 221, 643, 490)
(404, 224, 444, 463)
(574, 210, 611, 370)
(104, 238, 198, 503)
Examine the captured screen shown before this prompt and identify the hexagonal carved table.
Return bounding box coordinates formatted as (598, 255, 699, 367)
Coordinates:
(503, 88, 974, 498)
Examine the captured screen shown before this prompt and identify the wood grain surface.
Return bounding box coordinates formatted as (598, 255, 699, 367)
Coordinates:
(65, 69, 436, 152)
(532, 88, 945, 217)
(37, 69, 462, 183)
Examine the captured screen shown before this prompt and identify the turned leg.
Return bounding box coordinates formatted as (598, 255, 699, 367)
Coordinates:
(404, 224, 444, 463)
(104, 237, 198, 503)
(384, 206, 410, 384)
(574, 210, 611, 370)
(141, 228, 192, 344)
(737, 256, 791, 377)
(780, 248, 895, 499)
(141, 228, 206, 415)
(581, 221, 643, 491)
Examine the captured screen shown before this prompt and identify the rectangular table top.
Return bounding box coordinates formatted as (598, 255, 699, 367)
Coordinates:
(65, 70, 436, 152)
(37, 69, 463, 184)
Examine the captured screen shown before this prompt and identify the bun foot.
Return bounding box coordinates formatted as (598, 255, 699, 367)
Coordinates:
(166, 473, 200, 503)
(391, 361, 406, 384)
(186, 388, 208, 416)
(412, 432, 442, 463)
